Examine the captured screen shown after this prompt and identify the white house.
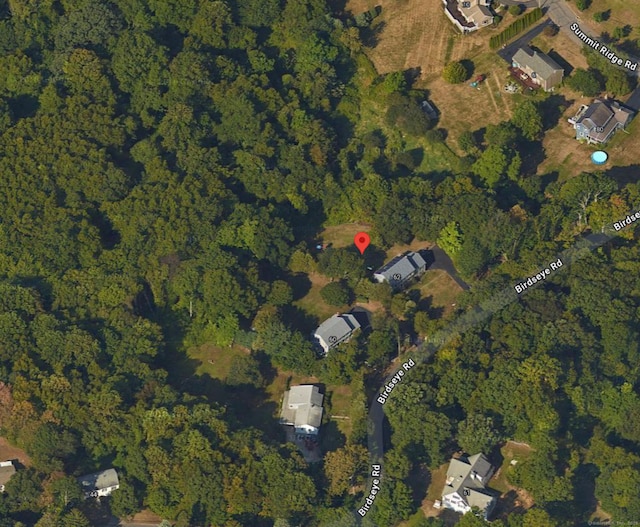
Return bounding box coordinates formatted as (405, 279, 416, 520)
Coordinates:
(280, 385, 324, 436)
(441, 453, 497, 519)
(78, 468, 120, 499)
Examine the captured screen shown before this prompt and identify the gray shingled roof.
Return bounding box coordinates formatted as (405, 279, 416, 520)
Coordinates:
(444, 453, 495, 508)
(581, 101, 614, 128)
(374, 251, 427, 283)
(512, 46, 563, 80)
(78, 468, 119, 492)
(314, 313, 360, 346)
(280, 385, 324, 429)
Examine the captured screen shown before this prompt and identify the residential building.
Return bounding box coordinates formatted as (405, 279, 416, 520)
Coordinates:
(373, 251, 429, 291)
(569, 98, 634, 144)
(0, 461, 15, 492)
(78, 468, 120, 499)
(511, 46, 564, 91)
(443, 0, 493, 33)
(280, 385, 324, 436)
(441, 453, 497, 519)
(314, 313, 361, 355)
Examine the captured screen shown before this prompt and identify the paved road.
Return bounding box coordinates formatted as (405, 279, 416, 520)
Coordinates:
(496, 17, 552, 63)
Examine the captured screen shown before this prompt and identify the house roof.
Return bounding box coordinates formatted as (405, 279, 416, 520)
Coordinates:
(443, 453, 495, 509)
(467, 488, 496, 510)
(374, 251, 428, 282)
(459, 0, 492, 24)
(280, 385, 324, 429)
(78, 468, 119, 492)
(0, 461, 15, 487)
(314, 313, 360, 345)
(512, 46, 563, 80)
(577, 98, 634, 141)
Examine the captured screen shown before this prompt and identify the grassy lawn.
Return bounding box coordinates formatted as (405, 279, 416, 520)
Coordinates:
(426, 463, 448, 502)
(411, 269, 464, 318)
(576, 0, 640, 46)
(539, 96, 640, 181)
(186, 342, 248, 381)
(320, 223, 371, 249)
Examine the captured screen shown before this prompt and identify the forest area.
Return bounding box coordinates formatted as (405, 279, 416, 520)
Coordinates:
(0, 0, 639, 526)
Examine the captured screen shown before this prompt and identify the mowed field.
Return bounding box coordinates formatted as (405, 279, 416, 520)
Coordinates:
(346, 0, 490, 77)
(345, 0, 524, 147)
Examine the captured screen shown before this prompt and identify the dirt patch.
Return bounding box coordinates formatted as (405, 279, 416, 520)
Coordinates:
(0, 437, 30, 466)
(128, 509, 163, 524)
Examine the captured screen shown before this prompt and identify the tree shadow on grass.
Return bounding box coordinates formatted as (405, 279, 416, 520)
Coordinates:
(320, 420, 347, 453)
(288, 272, 312, 301)
(605, 163, 640, 187)
(361, 20, 386, 48)
(537, 94, 571, 130)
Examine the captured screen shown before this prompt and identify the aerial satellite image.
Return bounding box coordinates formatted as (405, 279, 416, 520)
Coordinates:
(0, 0, 638, 525)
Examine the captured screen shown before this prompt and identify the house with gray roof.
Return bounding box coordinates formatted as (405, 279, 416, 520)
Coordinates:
(373, 251, 428, 291)
(78, 468, 120, 499)
(569, 98, 634, 144)
(0, 461, 15, 492)
(280, 385, 324, 436)
(511, 46, 564, 92)
(441, 453, 497, 519)
(314, 313, 361, 355)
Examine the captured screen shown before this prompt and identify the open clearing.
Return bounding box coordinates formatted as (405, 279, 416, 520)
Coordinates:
(490, 441, 536, 517)
(413, 269, 464, 317)
(187, 343, 249, 381)
(345, 0, 529, 148)
(0, 437, 30, 466)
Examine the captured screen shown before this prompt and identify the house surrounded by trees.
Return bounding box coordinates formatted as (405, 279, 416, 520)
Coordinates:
(78, 468, 120, 499)
(373, 251, 429, 291)
(440, 453, 497, 519)
(280, 385, 324, 436)
(313, 313, 361, 355)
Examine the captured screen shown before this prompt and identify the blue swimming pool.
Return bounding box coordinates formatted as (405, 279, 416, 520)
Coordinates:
(591, 151, 608, 165)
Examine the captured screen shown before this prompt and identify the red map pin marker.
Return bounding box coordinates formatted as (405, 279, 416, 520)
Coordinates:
(354, 232, 370, 255)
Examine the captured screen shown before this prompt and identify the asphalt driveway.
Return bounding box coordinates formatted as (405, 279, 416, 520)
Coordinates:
(496, 18, 553, 63)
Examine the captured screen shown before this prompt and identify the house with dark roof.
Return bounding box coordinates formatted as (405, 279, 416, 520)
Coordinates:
(280, 385, 324, 436)
(568, 98, 634, 144)
(0, 461, 15, 492)
(511, 46, 564, 91)
(443, 0, 493, 33)
(78, 468, 120, 499)
(373, 251, 429, 291)
(313, 313, 361, 355)
(441, 453, 497, 519)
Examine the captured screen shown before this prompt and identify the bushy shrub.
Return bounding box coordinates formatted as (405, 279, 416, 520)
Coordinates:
(442, 61, 468, 84)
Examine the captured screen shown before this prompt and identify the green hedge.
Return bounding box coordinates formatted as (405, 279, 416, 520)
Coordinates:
(490, 8, 543, 49)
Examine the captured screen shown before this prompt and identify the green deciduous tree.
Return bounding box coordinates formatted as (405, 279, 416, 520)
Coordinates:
(442, 61, 468, 84)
